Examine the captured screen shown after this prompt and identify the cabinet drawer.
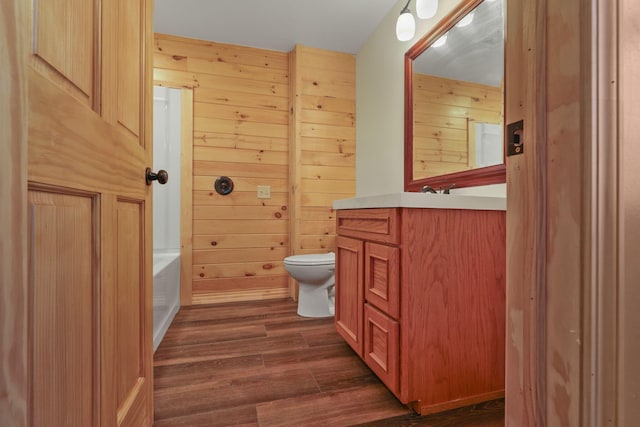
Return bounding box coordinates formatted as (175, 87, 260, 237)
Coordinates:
(365, 242, 400, 319)
(337, 209, 400, 245)
(364, 304, 399, 396)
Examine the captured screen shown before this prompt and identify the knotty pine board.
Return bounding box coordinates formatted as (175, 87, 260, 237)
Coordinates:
(155, 35, 356, 304)
(413, 73, 502, 178)
(289, 45, 356, 287)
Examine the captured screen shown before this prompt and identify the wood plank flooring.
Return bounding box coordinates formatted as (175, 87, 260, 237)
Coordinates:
(153, 298, 504, 426)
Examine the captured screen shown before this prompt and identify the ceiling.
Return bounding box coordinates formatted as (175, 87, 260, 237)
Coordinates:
(153, 0, 399, 54)
(153, 0, 504, 87)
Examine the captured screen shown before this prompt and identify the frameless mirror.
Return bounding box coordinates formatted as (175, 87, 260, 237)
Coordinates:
(404, 0, 505, 191)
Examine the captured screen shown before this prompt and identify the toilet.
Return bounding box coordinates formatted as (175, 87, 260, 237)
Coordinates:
(283, 252, 335, 317)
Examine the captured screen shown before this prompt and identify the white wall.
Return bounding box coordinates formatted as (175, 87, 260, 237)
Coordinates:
(356, 0, 482, 197)
(153, 86, 182, 251)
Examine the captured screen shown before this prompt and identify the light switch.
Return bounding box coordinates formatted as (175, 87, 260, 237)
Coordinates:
(257, 185, 271, 199)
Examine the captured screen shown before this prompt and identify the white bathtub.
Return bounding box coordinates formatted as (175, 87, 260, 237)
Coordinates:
(153, 251, 180, 352)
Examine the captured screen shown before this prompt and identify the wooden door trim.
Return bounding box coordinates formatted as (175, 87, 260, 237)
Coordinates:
(180, 88, 194, 305)
(505, 0, 548, 423)
(0, 0, 28, 425)
(583, 0, 624, 424)
(287, 46, 302, 300)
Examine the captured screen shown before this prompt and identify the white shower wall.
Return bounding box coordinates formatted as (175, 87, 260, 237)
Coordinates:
(153, 86, 182, 252)
(152, 86, 182, 352)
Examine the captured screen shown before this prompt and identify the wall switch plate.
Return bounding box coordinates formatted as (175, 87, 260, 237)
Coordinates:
(257, 185, 271, 199)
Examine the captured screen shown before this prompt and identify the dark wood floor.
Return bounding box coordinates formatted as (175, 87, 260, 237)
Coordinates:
(153, 298, 504, 426)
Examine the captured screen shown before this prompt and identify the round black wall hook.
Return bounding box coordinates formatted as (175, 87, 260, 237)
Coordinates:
(214, 176, 234, 195)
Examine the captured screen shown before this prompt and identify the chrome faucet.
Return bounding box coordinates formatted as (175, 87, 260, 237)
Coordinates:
(421, 184, 456, 194)
(421, 185, 437, 194)
(440, 184, 456, 194)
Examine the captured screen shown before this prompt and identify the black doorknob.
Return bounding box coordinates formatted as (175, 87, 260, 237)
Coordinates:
(146, 168, 169, 185)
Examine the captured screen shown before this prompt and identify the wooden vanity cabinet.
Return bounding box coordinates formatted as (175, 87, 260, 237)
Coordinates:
(335, 207, 506, 415)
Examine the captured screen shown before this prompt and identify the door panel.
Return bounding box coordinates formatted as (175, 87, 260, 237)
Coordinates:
(29, 189, 98, 426)
(116, 0, 141, 138)
(115, 200, 145, 411)
(28, 70, 145, 195)
(102, 0, 145, 142)
(33, 0, 96, 106)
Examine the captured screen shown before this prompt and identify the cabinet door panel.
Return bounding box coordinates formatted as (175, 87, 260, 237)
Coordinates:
(335, 236, 363, 355)
(365, 242, 400, 319)
(364, 304, 400, 396)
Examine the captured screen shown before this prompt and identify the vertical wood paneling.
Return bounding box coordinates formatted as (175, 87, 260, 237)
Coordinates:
(0, 0, 28, 424)
(289, 45, 356, 299)
(29, 190, 97, 427)
(413, 74, 502, 179)
(154, 34, 291, 304)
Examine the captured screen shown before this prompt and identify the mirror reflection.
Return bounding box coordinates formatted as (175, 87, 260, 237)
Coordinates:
(410, 0, 505, 183)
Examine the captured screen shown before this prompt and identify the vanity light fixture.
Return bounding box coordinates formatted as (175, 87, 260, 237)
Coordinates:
(396, 0, 439, 41)
(456, 12, 474, 27)
(416, 0, 438, 19)
(432, 33, 447, 47)
(396, 0, 416, 41)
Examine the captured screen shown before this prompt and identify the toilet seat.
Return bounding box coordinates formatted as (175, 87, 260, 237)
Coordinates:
(283, 252, 335, 266)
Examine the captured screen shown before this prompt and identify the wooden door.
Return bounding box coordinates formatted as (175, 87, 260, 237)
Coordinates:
(26, 0, 154, 425)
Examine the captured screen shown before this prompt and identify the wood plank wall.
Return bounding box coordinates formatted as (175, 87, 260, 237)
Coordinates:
(154, 36, 355, 304)
(412, 73, 502, 179)
(288, 45, 356, 297)
(154, 34, 291, 304)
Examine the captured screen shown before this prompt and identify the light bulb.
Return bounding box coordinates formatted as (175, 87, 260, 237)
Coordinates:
(432, 34, 447, 47)
(416, 0, 438, 19)
(396, 10, 416, 41)
(456, 12, 474, 27)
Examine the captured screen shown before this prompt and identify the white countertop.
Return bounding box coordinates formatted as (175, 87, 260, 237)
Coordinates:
(333, 192, 506, 211)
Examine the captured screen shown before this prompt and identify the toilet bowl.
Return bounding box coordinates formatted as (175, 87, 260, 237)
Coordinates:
(283, 252, 335, 317)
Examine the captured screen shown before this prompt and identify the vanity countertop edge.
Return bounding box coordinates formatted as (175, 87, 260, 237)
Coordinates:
(333, 192, 507, 211)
